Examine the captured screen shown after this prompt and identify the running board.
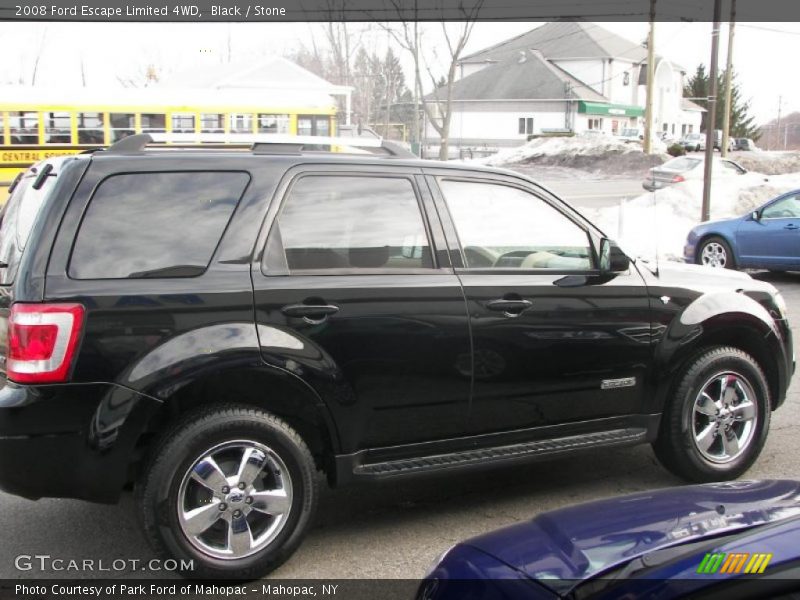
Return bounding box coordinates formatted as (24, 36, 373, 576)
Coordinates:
(349, 428, 648, 479)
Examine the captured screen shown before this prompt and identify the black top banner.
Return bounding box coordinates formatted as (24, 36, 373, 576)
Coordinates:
(0, 0, 798, 22)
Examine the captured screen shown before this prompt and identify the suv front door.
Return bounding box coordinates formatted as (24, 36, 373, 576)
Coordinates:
(252, 167, 471, 454)
(428, 172, 652, 435)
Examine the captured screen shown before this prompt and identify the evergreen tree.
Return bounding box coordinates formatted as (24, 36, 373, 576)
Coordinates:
(683, 64, 760, 140)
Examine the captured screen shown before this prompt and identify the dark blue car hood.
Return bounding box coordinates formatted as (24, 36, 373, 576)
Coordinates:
(464, 480, 800, 593)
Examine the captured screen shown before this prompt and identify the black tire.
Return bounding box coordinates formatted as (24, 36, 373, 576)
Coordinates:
(137, 405, 318, 580)
(653, 346, 771, 482)
(696, 235, 736, 269)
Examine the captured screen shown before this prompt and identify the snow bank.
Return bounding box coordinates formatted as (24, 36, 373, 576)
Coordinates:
(587, 172, 800, 262)
(473, 134, 661, 167)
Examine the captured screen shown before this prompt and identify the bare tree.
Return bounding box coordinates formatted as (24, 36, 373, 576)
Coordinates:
(30, 27, 48, 85)
(382, 4, 482, 159)
(117, 63, 162, 88)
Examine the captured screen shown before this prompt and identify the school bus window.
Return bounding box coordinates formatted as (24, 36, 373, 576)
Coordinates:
(297, 115, 330, 137)
(9, 111, 39, 145)
(229, 113, 252, 134)
(141, 114, 166, 134)
(258, 114, 289, 134)
(200, 113, 224, 134)
(45, 112, 72, 143)
(171, 114, 195, 134)
(76, 112, 104, 144)
(110, 113, 135, 142)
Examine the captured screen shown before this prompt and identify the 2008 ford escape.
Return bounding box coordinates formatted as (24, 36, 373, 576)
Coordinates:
(0, 134, 793, 579)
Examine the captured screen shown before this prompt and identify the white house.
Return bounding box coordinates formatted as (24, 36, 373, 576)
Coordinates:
(424, 22, 704, 151)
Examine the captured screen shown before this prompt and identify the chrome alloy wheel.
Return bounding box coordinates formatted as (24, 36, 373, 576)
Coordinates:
(692, 372, 758, 464)
(700, 242, 728, 268)
(177, 440, 293, 560)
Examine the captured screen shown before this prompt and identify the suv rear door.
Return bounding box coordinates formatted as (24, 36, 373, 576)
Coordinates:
(252, 165, 471, 454)
(426, 169, 652, 436)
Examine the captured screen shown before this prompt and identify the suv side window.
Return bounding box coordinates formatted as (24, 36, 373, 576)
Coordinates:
(268, 175, 433, 273)
(69, 171, 249, 279)
(438, 179, 593, 270)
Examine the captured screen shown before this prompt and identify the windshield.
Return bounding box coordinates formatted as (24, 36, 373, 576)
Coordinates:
(0, 157, 71, 285)
(621, 128, 640, 137)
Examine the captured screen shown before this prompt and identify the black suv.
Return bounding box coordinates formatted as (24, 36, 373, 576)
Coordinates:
(0, 134, 793, 579)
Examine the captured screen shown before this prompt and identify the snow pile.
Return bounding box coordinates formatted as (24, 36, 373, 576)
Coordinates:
(587, 172, 800, 262)
(734, 151, 800, 176)
(474, 134, 656, 167)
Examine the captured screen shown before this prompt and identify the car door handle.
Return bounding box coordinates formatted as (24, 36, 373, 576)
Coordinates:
(784, 224, 799, 230)
(486, 299, 533, 315)
(281, 303, 340, 319)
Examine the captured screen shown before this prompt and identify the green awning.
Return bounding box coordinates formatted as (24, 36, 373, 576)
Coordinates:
(578, 101, 645, 117)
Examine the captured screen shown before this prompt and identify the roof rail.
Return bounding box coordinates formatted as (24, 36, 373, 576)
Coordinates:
(106, 133, 153, 153)
(146, 133, 416, 158)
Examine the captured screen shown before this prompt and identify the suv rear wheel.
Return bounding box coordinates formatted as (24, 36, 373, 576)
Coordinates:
(654, 346, 770, 482)
(137, 405, 318, 579)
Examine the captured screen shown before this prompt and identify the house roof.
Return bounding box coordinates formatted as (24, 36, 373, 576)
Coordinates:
(681, 98, 706, 112)
(461, 21, 649, 64)
(160, 56, 350, 93)
(426, 49, 606, 103)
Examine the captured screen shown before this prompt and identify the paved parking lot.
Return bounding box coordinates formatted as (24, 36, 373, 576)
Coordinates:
(0, 271, 797, 580)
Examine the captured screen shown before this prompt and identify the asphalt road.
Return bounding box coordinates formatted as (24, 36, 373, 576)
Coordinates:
(540, 178, 645, 209)
(0, 271, 798, 581)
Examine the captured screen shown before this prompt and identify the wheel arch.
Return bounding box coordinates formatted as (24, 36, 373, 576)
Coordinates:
(653, 310, 784, 415)
(128, 366, 341, 484)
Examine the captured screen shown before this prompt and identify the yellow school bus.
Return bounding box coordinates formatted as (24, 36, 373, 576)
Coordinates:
(1, 86, 337, 199)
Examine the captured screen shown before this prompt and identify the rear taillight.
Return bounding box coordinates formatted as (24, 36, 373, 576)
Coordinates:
(672, 175, 685, 183)
(7, 303, 85, 384)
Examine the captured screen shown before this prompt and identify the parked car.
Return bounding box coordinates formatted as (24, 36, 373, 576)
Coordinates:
(734, 138, 759, 151)
(642, 155, 747, 191)
(617, 127, 643, 142)
(679, 132, 706, 152)
(0, 134, 792, 579)
(685, 189, 800, 270)
(419, 480, 800, 600)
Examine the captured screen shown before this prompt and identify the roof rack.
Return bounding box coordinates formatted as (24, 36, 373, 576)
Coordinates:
(104, 132, 416, 158)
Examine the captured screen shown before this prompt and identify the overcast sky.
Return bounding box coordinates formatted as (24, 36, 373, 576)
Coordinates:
(0, 20, 796, 125)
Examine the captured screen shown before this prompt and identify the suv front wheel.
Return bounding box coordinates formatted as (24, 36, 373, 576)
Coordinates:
(654, 346, 770, 482)
(137, 405, 318, 579)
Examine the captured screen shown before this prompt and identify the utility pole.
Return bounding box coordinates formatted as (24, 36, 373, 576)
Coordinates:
(776, 96, 783, 151)
(702, 0, 723, 223)
(721, 0, 736, 158)
(643, 0, 656, 154)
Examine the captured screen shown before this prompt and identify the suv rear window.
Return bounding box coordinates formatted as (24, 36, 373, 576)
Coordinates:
(0, 157, 71, 285)
(69, 171, 248, 279)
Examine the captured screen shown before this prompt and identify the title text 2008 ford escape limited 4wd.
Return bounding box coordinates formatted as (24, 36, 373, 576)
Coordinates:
(0, 134, 793, 579)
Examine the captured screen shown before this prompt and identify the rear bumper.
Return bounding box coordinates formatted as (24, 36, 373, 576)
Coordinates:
(0, 380, 159, 502)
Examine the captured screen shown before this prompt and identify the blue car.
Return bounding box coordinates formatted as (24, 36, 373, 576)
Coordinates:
(419, 480, 800, 600)
(685, 190, 800, 271)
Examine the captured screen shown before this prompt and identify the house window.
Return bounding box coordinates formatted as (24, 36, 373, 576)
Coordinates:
(518, 117, 534, 135)
(588, 118, 603, 130)
(623, 72, 630, 86)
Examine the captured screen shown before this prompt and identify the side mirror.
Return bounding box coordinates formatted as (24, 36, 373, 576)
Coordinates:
(599, 238, 631, 273)
(751, 210, 760, 221)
